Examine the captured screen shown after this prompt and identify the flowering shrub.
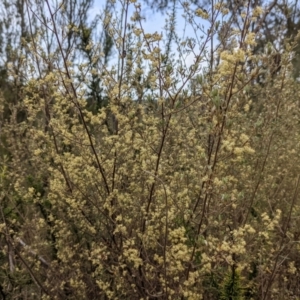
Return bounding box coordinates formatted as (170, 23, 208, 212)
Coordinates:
(0, 0, 300, 299)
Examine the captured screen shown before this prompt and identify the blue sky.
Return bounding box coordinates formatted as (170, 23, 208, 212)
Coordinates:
(90, 0, 211, 67)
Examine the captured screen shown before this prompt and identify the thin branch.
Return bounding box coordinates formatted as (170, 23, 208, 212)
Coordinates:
(13, 244, 50, 296)
(262, 175, 300, 300)
(16, 237, 50, 268)
(44, 0, 110, 195)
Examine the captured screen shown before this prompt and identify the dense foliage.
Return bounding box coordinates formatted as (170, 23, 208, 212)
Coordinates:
(1, 0, 300, 299)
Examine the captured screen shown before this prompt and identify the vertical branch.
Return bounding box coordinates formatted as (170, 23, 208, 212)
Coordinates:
(25, 1, 73, 193)
(0, 202, 15, 273)
(111, 0, 130, 191)
(210, 0, 214, 75)
(243, 132, 274, 225)
(262, 175, 300, 300)
(43, 0, 110, 195)
(186, 0, 254, 282)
